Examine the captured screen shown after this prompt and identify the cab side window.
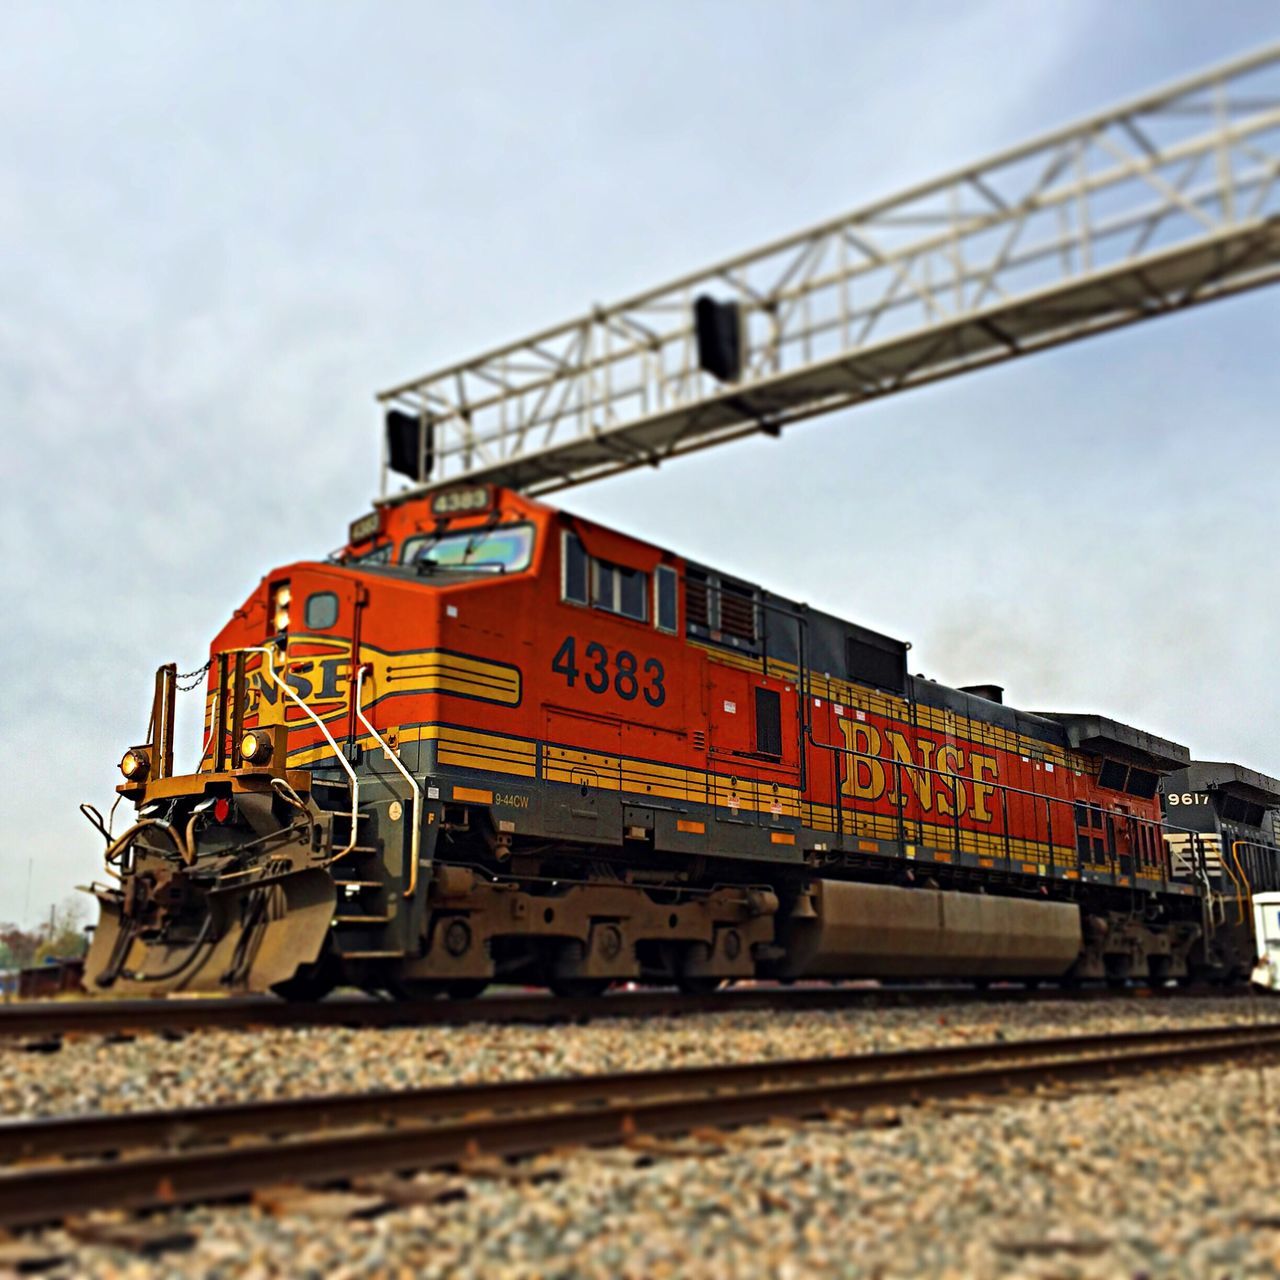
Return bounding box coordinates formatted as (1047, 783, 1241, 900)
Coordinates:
(655, 566, 678, 633)
(593, 560, 648, 622)
(562, 527, 651, 624)
(562, 532, 588, 604)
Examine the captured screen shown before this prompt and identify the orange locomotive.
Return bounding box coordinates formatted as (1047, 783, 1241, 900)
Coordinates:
(87, 484, 1238, 998)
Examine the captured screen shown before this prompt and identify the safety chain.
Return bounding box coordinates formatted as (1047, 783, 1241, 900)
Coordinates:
(175, 659, 213, 692)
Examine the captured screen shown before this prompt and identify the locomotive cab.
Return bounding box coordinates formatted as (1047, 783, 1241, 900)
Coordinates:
(1160, 761, 1280, 980)
(84, 485, 549, 996)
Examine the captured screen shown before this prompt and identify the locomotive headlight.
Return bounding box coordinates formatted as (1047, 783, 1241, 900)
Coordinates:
(240, 729, 273, 764)
(275, 585, 292, 607)
(273, 607, 291, 633)
(119, 747, 150, 780)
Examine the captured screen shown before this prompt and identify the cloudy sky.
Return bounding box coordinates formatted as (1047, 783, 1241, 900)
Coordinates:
(2, 2, 1277, 928)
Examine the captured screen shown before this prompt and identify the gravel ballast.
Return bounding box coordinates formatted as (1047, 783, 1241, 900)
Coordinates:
(0, 994, 1269, 1118)
(2, 995, 1277, 1277)
(12, 1055, 1280, 1278)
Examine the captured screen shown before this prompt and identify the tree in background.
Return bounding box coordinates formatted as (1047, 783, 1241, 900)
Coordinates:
(33, 898, 89, 964)
(0, 899, 89, 970)
(0, 924, 41, 970)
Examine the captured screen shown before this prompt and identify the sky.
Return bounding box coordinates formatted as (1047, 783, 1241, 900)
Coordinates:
(2, 1, 1277, 928)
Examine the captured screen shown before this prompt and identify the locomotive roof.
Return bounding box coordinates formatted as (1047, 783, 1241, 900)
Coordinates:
(1172, 761, 1280, 806)
(1031, 714, 1190, 772)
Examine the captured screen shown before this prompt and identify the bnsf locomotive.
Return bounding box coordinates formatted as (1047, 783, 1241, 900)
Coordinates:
(84, 485, 1280, 997)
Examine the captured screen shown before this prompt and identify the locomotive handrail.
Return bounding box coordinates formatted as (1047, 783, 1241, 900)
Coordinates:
(1227, 838, 1280, 925)
(1234, 838, 1280, 897)
(353, 663, 423, 899)
(1215, 835, 1246, 925)
(1230, 840, 1252, 925)
(240, 646, 361, 864)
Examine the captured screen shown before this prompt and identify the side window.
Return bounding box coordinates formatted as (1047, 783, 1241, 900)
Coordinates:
(592, 560, 616, 610)
(755, 687, 782, 757)
(305, 591, 339, 630)
(563, 525, 650, 623)
(592, 559, 648, 622)
(655, 566, 678, 633)
(617, 566, 646, 621)
(563, 531, 588, 604)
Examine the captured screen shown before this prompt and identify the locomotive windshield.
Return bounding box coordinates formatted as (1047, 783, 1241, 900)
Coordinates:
(401, 522, 535, 574)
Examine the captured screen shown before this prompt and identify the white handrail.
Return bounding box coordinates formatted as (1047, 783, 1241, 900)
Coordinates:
(354, 663, 423, 898)
(241, 646, 360, 863)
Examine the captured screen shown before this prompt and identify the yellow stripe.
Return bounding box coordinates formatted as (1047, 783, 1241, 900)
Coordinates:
(453, 785, 493, 804)
(385, 651, 520, 706)
(288, 719, 1092, 855)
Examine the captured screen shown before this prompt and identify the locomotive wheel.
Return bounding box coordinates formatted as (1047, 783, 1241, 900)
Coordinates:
(446, 980, 490, 1000)
(386, 980, 445, 1001)
(676, 974, 724, 996)
(270, 955, 338, 1003)
(548, 977, 611, 998)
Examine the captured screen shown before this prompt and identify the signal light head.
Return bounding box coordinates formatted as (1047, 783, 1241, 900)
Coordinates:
(271, 582, 291, 635)
(120, 747, 150, 781)
(240, 729, 273, 764)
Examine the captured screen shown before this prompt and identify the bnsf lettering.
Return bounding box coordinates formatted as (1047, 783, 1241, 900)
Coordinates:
(551, 636, 665, 707)
(251, 657, 346, 705)
(838, 720, 1000, 822)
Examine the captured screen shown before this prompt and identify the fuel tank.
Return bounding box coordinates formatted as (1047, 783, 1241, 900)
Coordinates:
(781, 879, 1082, 979)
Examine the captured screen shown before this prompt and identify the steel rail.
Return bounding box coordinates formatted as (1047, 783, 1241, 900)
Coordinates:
(2, 1020, 1276, 1165)
(0, 982, 1255, 1040)
(0, 1024, 1276, 1229)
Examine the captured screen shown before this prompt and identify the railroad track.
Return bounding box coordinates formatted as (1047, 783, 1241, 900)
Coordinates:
(0, 982, 1256, 1041)
(1, 1020, 1277, 1229)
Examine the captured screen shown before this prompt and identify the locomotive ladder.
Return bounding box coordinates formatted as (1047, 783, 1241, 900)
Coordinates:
(378, 43, 1280, 497)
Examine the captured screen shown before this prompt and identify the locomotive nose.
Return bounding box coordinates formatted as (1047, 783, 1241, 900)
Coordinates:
(85, 861, 335, 995)
(83, 646, 339, 995)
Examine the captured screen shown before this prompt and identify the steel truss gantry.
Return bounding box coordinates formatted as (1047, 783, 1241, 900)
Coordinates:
(378, 44, 1280, 498)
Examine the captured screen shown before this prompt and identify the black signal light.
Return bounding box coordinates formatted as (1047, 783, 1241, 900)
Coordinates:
(385, 409, 434, 481)
(694, 295, 743, 383)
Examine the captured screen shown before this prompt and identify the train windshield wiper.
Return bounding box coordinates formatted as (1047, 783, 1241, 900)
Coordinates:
(415, 556, 507, 576)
